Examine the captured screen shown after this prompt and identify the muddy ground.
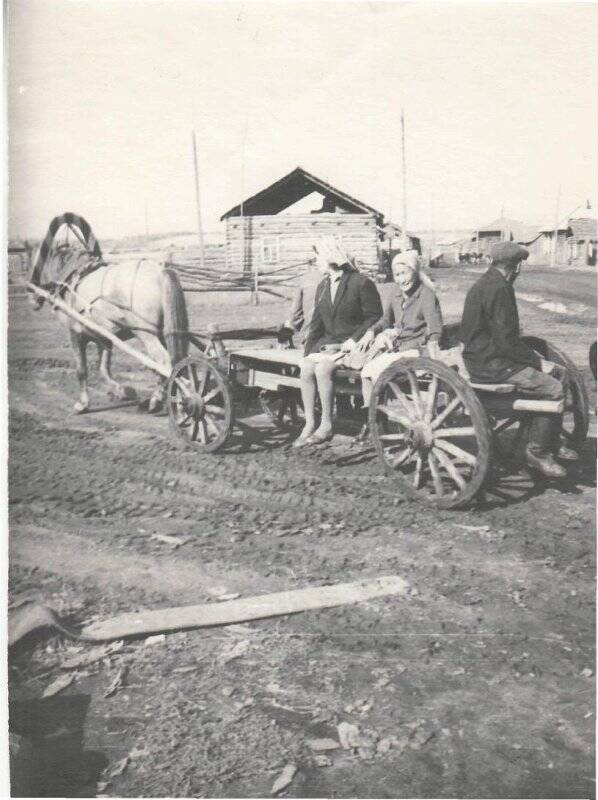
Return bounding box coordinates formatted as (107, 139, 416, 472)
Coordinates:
(7, 265, 597, 798)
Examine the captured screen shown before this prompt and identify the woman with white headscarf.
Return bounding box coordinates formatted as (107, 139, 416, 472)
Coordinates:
(357, 250, 444, 407)
(294, 237, 382, 447)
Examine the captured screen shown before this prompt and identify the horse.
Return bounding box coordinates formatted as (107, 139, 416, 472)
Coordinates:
(28, 213, 189, 414)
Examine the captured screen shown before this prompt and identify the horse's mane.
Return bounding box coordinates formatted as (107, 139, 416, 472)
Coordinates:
(37, 244, 103, 291)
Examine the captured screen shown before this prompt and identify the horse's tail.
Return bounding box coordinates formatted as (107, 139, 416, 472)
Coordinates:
(161, 268, 189, 365)
(29, 213, 102, 307)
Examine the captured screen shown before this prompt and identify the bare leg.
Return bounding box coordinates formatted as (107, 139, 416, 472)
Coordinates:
(98, 345, 136, 400)
(314, 359, 337, 437)
(297, 359, 319, 440)
(70, 331, 90, 413)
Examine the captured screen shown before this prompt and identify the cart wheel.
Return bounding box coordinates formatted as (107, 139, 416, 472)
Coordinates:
(167, 355, 233, 452)
(259, 389, 304, 429)
(522, 336, 589, 448)
(369, 357, 492, 509)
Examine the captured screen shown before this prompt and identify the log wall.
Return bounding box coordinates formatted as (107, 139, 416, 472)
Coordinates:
(225, 213, 381, 276)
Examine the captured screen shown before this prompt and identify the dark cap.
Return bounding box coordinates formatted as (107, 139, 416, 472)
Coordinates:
(490, 241, 529, 265)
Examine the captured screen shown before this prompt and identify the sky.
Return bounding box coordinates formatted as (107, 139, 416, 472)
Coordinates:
(7, 0, 598, 241)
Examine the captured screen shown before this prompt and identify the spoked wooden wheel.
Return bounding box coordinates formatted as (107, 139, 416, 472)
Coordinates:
(167, 355, 233, 452)
(369, 357, 492, 509)
(522, 336, 589, 448)
(259, 389, 305, 429)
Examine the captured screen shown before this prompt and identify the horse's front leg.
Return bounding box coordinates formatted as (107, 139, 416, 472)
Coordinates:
(70, 331, 90, 414)
(98, 344, 137, 401)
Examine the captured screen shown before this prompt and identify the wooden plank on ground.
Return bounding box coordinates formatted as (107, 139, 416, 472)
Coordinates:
(81, 575, 409, 641)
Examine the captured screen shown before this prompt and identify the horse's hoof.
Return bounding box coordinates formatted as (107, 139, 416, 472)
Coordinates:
(148, 398, 164, 414)
(73, 402, 88, 414)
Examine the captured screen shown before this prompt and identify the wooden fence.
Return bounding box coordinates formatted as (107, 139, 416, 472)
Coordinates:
(166, 256, 312, 300)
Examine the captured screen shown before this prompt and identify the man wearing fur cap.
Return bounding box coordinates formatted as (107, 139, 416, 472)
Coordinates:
(460, 240, 577, 478)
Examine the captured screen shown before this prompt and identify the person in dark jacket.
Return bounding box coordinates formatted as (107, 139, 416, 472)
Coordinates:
(294, 239, 382, 447)
(460, 241, 577, 478)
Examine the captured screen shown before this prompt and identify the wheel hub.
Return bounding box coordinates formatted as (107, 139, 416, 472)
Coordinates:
(407, 420, 433, 452)
(184, 393, 205, 418)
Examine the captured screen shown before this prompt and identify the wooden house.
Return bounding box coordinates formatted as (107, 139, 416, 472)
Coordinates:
(566, 217, 597, 266)
(220, 167, 386, 278)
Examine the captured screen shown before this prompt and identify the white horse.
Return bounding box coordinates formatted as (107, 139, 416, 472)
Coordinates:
(28, 213, 189, 413)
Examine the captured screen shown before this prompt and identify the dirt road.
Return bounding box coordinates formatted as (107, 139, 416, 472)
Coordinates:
(8, 266, 596, 798)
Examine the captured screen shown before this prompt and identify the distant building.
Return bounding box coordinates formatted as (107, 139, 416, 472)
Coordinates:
(527, 217, 597, 266)
(471, 217, 540, 255)
(220, 166, 415, 278)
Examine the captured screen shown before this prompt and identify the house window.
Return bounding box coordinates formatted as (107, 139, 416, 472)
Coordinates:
(261, 237, 279, 265)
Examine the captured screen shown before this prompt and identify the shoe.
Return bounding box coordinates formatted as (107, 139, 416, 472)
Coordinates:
(556, 444, 578, 462)
(525, 447, 567, 478)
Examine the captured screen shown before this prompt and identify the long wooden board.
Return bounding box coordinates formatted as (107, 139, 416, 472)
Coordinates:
(81, 576, 409, 641)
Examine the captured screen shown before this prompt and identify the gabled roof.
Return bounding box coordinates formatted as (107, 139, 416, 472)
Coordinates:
(476, 217, 540, 244)
(220, 166, 383, 222)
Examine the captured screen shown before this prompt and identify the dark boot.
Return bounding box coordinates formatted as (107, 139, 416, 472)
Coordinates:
(551, 413, 579, 462)
(525, 415, 567, 478)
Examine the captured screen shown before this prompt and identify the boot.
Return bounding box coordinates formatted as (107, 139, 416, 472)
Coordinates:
(525, 448, 567, 478)
(526, 414, 567, 478)
(551, 415, 578, 462)
(556, 443, 579, 462)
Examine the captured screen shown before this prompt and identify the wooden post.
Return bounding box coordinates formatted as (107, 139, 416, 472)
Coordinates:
(401, 108, 408, 245)
(191, 129, 206, 271)
(551, 184, 561, 268)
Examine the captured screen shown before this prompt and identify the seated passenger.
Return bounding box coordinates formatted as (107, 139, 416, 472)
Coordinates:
(358, 250, 443, 407)
(294, 238, 382, 447)
(283, 245, 329, 346)
(459, 241, 576, 478)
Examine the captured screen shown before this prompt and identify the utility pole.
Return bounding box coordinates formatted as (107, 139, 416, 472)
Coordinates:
(551, 184, 561, 268)
(401, 108, 408, 247)
(191, 129, 206, 271)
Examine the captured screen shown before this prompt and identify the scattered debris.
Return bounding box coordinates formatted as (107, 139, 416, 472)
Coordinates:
(580, 667, 593, 678)
(313, 754, 332, 767)
(455, 524, 491, 533)
(106, 755, 130, 779)
(406, 719, 435, 750)
(42, 673, 74, 697)
(216, 592, 241, 601)
(150, 533, 188, 548)
(129, 747, 149, 760)
(376, 737, 396, 754)
(104, 665, 128, 698)
(143, 634, 166, 647)
(306, 738, 340, 752)
(271, 763, 297, 795)
(171, 665, 199, 675)
(62, 641, 124, 670)
(222, 686, 236, 697)
(337, 722, 362, 750)
(221, 638, 250, 664)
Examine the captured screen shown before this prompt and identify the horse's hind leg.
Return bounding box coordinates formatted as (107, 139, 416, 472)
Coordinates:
(132, 331, 171, 412)
(70, 331, 90, 414)
(98, 344, 137, 401)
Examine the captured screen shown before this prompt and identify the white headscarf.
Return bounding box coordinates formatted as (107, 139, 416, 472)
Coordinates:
(391, 250, 436, 292)
(314, 237, 356, 270)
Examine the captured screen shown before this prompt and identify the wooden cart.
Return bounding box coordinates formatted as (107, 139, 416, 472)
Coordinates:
(166, 325, 589, 509)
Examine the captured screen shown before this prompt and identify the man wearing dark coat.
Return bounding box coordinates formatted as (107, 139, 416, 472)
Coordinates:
(460, 241, 577, 478)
